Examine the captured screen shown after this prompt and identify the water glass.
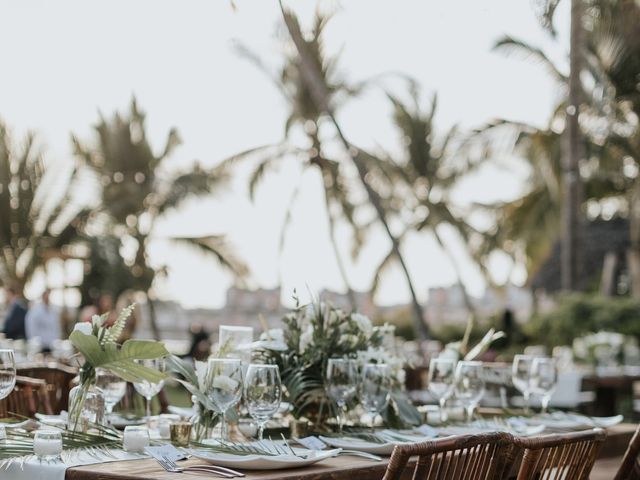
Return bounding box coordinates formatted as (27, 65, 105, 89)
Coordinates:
(0, 349, 16, 401)
(530, 357, 557, 413)
(326, 358, 357, 434)
(34, 429, 63, 461)
(454, 361, 485, 422)
(133, 358, 166, 423)
(427, 358, 456, 423)
(244, 364, 282, 440)
(205, 358, 243, 441)
(512, 354, 534, 413)
(360, 363, 391, 431)
(95, 368, 127, 416)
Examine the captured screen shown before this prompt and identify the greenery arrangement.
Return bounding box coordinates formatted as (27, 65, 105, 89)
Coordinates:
(259, 298, 420, 429)
(68, 304, 169, 429)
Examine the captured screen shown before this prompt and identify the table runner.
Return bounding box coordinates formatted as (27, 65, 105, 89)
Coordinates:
(0, 449, 144, 480)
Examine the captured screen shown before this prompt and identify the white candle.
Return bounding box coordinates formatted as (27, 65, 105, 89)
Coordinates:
(123, 426, 150, 453)
(33, 434, 63, 457)
(158, 422, 171, 439)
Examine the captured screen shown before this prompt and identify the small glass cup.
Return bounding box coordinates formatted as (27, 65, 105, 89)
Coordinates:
(34, 429, 63, 461)
(158, 414, 181, 439)
(122, 426, 150, 453)
(170, 421, 192, 447)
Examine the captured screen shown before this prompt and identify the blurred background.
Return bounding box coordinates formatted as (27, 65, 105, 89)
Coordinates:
(1, 0, 639, 358)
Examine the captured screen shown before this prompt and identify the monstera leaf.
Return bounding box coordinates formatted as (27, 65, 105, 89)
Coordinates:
(70, 331, 169, 383)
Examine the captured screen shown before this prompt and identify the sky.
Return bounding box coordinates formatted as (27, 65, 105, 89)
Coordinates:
(0, 0, 570, 309)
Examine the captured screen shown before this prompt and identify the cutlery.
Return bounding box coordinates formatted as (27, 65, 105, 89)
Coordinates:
(157, 455, 244, 478)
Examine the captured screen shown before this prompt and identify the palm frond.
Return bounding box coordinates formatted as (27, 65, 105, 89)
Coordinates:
(493, 35, 568, 84)
(172, 235, 249, 280)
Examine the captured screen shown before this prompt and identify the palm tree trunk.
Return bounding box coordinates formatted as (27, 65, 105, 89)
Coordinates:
(628, 177, 640, 297)
(322, 183, 357, 310)
(561, 0, 584, 291)
(279, 5, 429, 339)
(146, 294, 161, 341)
(432, 228, 477, 317)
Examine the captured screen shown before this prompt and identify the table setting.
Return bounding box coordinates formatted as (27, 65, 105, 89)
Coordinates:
(0, 301, 632, 480)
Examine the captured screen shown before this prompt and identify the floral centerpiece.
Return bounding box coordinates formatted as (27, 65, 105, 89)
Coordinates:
(572, 331, 626, 368)
(259, 298, 421, 429)
(69, 304, 169, 430)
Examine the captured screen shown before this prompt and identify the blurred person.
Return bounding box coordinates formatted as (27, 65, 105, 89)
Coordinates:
(186, 323, 211, 361)
(2, 286, 27, 340)
(25, 289, 61, 352)
(79, 292, 116, 325)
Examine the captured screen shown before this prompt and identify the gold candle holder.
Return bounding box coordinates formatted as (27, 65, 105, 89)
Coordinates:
(170, 421, 192, 447)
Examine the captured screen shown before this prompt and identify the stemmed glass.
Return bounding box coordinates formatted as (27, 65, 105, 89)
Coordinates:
(360, 363, 391, 431)
(454, 361, 485, 423)
(244, 364, 282, 440)
(326, 358, 357, 434)
(0, 349, 16, 401)
(95, 368, 127, 419)
(512, 355, 534, 414)
(427, 358, 456, 423)
(205, 358, 243, 441)
(133, 358, 166, 423)
(530, 357, 558, 414)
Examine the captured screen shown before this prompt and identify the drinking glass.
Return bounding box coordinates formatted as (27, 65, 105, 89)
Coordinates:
(326, 358, 357, 434)
(454, 361, 485, 423)
(530, 357, 558, 414)
(427, 358, 456, 423)
(133, 358, 166, 423)
(95, 368, 127, 417)
(360, 363, 391, 431)
(244, 364, 282, 440)
(512, 354, 534, 414)
(0, 349, 16, 401)
(205, 358, 243, 441)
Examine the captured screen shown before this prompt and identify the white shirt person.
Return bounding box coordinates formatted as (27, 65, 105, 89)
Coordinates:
(25, 290, 61, 351)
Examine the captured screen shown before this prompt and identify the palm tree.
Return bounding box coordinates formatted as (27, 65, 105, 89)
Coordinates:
(277, 5, 430, 339)
(72, 99, 248, 339)
(0, 121, 84, 294)
(364, 89, 480, 317)
(226, 12, 368, 309)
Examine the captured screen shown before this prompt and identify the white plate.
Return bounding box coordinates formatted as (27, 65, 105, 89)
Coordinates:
(523, 413, 623, 430)
(319, 432, 433, 455)
(438, 423, 546, 437)
(189, 447, 340, 470)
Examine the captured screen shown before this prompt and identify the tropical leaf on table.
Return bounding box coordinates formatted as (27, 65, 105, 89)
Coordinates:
(101, 303, 136, 345)
(70, 332, 168, 383)
(165, 354, 199, 386)
(389, 391, 421, 427)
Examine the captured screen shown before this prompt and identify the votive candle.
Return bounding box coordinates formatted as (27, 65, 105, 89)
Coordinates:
(122, 426, 150, 453)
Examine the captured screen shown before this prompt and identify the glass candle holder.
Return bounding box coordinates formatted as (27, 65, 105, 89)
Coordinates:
(122, 426, 150, 453)
(34, 430, 63, 461)
(170, 421, 192, 447)
(158, 414, 181, 439)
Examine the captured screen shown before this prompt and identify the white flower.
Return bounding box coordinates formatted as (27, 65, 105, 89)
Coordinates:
(339, 334, 359, 348)
(260, 329, 285, 343)
(351, 313, 372, 336)
(73, 322, 93, 336)
(438, 347, 461, 363)
(299, 326, 314, 354)
(212, 375, 239, 392)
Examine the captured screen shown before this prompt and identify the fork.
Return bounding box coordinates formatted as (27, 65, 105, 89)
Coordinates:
(157, 455, 244, 478)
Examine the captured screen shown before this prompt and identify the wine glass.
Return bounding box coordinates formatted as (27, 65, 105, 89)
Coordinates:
(360, 363, 391, 431)
(133, 358, 166, 423)
(0, 349, 16, 401)
(427, 358, 456, 423)
(95, 368, 127, 418)
(205, 358, 243, 441)
(326, 358, 357, 434)
(530, 357, 557, 414)
(512, 354, 534, 414)
(244, 364, 282, 440)
(454, 361, 485, 423)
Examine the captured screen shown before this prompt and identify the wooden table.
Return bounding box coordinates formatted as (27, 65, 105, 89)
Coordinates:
(66, 424, 637, 480)
(583, 374, 640, 416)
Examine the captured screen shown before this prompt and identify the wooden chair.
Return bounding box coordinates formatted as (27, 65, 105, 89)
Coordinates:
(0, 375, 54, 418)
(17, 362, 77, 414)
(514, 428, 606, 480)
(613, 423, 640, 480)
(382, 432, 517, 480)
